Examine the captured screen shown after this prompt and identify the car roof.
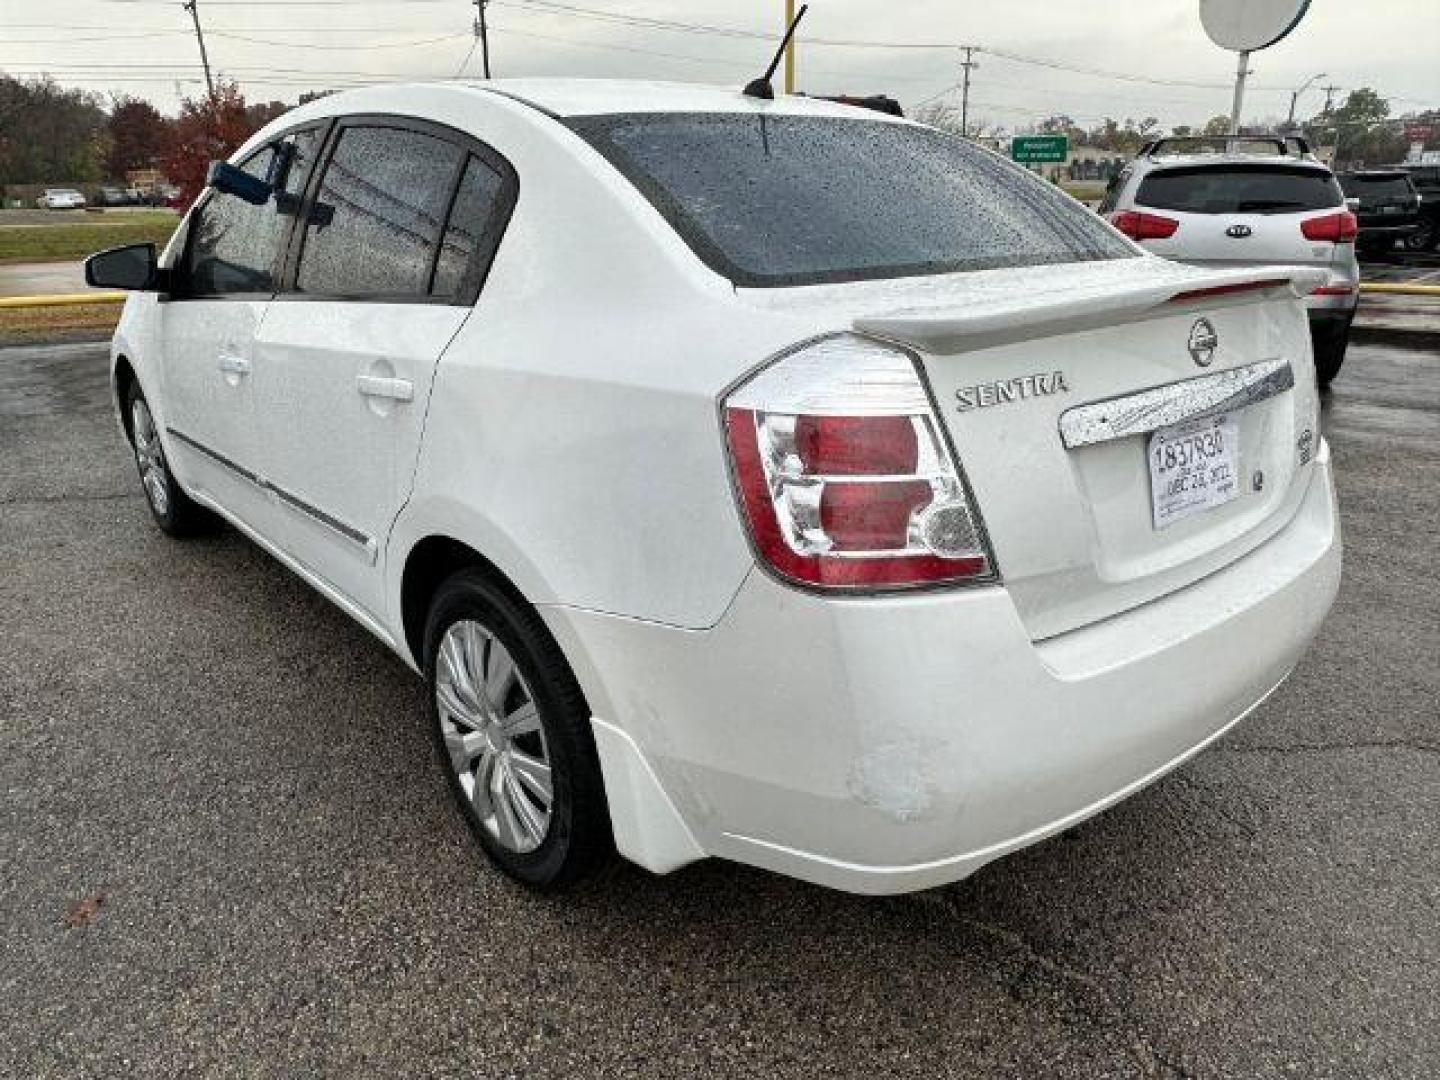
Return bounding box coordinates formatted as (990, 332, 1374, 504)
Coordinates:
(1134, 153, 1332, 173)
(469, 77, 909, 120)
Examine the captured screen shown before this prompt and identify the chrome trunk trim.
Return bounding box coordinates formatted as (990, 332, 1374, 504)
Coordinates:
(1058, 358, 1293, 450)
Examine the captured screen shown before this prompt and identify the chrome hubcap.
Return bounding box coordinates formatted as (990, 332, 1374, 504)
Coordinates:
(436, 620, 553, 854)
(131, 399, 169, 516)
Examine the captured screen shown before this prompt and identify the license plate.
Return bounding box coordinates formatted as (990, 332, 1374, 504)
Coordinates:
(1382, 205, 1402, 214)
(1148, 414, 1239, 529)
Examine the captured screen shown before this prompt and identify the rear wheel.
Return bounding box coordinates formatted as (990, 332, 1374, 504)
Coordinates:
(124, 382, 218, 536)
(423, 569, 613, 890)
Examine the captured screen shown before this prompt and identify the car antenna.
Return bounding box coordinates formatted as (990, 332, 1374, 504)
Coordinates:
(743, 3, 808, 101)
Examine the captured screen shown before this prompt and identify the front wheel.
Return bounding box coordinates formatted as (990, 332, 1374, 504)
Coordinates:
(423, 569, 613, 890)
(124, 382, 218, 536)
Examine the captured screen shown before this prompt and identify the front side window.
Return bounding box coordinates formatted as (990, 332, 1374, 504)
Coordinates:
(183, 148, 279, 295)
(1135, 165, 1343, 215)
(568, 113, 1134, 287)
(180, 127, 324, 297)
(295, 125, 464, 298)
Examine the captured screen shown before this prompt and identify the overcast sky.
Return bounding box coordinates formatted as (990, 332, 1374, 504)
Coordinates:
(4, 0, 1436, 130)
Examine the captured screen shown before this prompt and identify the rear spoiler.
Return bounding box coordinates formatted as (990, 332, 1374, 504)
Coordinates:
(854, 266, 1327, 355)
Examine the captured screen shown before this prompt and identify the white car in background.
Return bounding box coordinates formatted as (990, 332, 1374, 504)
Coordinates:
(1100, 137, 1360, 386)
(86, 81, 1340, 895)
(36, 187, 87, 210)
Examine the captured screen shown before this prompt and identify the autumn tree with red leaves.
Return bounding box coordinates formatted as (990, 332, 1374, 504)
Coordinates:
(162, 81, 282, 210)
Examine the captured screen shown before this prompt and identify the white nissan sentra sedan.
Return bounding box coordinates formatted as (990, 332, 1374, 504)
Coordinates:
(86, 80, 1340, 895)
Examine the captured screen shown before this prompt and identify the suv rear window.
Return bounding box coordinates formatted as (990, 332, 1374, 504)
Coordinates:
(568, 113, 1134, 288)
(1136, 165, 1342, 215)
(1339, 174, 1413, 197)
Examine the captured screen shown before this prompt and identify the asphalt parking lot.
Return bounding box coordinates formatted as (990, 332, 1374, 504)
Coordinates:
(1, 338, 1436, 1078)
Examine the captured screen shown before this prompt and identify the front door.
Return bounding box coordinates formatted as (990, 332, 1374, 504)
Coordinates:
(159, 143, 290, 529)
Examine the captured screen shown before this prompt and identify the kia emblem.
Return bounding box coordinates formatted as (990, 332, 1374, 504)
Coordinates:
(1226, 223, 1253, 239)
(1188, 318, 1219, 367)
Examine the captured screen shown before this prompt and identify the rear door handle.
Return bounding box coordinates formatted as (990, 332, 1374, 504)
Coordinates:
(218, 354, 251, 376)
(355, 375, 414, 402)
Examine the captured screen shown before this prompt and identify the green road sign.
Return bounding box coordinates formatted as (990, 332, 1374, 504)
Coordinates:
(1011, 135, 1069, 164)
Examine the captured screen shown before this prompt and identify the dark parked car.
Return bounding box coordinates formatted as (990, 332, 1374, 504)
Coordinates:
(94, 186, 132, 207)
(1338, 170, 1422, 256)
(1397, 164, 1440, 251)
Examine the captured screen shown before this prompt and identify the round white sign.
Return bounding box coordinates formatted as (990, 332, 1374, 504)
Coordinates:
(1200, 0, 1312, 51)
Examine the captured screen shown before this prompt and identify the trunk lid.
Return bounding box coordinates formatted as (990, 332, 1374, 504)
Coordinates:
(740, 257, 1325, 639)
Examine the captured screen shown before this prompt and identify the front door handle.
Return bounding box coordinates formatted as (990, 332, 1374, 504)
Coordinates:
(218, 354, 251, 376)
(355, 374, 414, 402)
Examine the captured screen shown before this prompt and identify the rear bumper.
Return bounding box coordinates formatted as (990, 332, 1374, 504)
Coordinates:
(546, 446, 1341, 894)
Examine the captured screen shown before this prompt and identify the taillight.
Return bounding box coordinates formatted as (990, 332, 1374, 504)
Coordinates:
(1301, 211, 1358, 243)
(1111, 210, 1179, 241)
(722, 335, 994, 590)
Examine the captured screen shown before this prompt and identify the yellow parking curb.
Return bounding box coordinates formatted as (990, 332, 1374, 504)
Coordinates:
(1359, 283, 1440, 297)
(0, 292, 126, 308)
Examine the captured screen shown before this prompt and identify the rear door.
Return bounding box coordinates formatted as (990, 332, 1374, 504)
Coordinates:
(1125, 163, 1344, 271)
(251, 118, 517, 619)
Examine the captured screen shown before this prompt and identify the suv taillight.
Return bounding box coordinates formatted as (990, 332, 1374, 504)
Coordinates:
(1301, 211, 1358, 243)
(1111, 210, 1179, 241)
(722, 335, 994, 590)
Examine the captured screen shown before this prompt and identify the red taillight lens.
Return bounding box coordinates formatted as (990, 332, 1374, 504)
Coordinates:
(722, 335, 994, 591)
(820, 480, 933, 551)
(794, 414, 917, 475)
(1111, 210, 1179, 241)
(1301, 211, 1358, 243)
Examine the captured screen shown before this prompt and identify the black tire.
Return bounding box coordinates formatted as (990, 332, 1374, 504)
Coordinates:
(123, 381, 219, 536)
(1312, 317, 1352, 389)
(1402, 219, 1437, 252)
(422, 568, 613, 890)
(1356, 236, 1391, 259)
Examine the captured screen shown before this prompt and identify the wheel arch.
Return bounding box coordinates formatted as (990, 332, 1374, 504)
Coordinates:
(399, 534, 537, 671)
(113, 353, 138, 442)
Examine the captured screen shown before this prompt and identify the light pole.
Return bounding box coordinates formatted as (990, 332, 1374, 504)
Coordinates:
(1287, 72, 1327, 127)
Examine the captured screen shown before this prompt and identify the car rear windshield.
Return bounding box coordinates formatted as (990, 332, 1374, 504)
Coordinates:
(1135, 164, 1343, 215)
(1340, 174, 1413, 197)
(567, 113, 1135, 287)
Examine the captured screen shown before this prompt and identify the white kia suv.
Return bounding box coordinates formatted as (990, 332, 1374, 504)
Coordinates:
(87, 82, 1341, 895)
(1100, 137, 1360, 386)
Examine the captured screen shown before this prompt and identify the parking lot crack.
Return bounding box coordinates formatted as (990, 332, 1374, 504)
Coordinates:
(0, 491, 138, 506)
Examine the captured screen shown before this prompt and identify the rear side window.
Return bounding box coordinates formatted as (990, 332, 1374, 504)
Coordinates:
(1136, 165, 1342, 215)
(432, 155, 507, 299)
(296, 125, 464, 298)
(569, 113, 1134, 287)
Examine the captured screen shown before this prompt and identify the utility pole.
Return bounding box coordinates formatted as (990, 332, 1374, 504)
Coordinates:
(182, 0, 215, 97)
(1321, 84, 1341, 114)
(1228, 49, 1251, 134)
(1287, 73, 1326, 128)
(783, 0, 796, 95)
(472, 0, 492, 79)
(959, 46, 978, 139)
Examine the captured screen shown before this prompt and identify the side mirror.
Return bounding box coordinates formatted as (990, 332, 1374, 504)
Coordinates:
(85, 243, 161, 291)
(1345, 197, 1361, 212)
(206, 160, 272, 206)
